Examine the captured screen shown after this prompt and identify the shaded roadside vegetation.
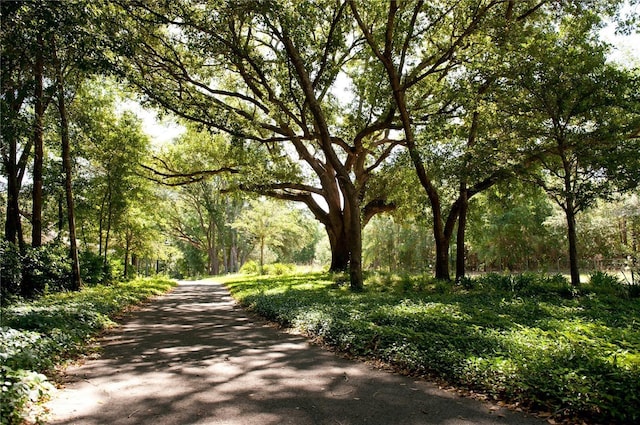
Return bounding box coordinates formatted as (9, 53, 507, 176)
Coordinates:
(224, 271, 640, 424)
(0, 277, 177, 425)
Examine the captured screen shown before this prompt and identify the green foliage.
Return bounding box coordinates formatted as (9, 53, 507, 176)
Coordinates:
(0, 276, 176, 424)
(365, 272, 438, 293)
(173, 243, 208, 278)
(0, 242, 120, 303)
(233, 198, 309, 269)
(239, 260, 259, 275)
(0, 241, 22, 301)
(0, 365, 54, 425)
(20, 243, 72, 296)
(589, 270, 622, 288)
(240, 261, 296, 276)
(363, 215, 434, 273)
(587, 271, 628, 298)
(262, 263, 296, 276)
(79, 250, 114, 286)
(223, 272, 640, 423)
(467, 183, 560, 271)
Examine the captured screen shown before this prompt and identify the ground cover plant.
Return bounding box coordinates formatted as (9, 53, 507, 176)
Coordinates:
(223, 271, 640, 424)
(0, 277, 177, 425)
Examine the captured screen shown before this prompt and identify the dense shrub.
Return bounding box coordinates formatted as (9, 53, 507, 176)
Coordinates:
(20, 243, 72, 297)
(590, 270, 621, 287)
(1, 243, 123, 303)
(1, 242, 73, 300)
(262, 263, 296, 275)
(588, 271, 627, 297)
(471, 272, 574, 297)
(239, 260, 259, 274)
(476, 272, 514, 291)
(0, 365, 53, 425)
(365, 272, 439, 293)
(79, 250, 114, 286)
(239, 261, 296, 276)
(0, 241, 22, 301)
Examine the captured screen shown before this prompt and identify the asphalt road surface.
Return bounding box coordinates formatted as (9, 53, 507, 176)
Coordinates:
(46, 279, 545, 425)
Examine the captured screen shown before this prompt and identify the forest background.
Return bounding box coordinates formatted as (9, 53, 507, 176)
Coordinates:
(2, 0, 639, 295)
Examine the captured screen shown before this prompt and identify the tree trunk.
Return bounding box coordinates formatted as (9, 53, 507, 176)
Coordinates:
(124, 237, 130, 279)
(347, 202, 364, 291)
(227, 231, 239, 273)
(98, 189, 108, 256)
(207, 248, 214, 275)
(259, 236, 265, 274)
(434, 197, 457, 282)
(380, 49, 451, 281)
(631, 224, 637, 286)
(559, 149, 581, 287)
(566, 207, 580, 286)
(456, 186, 469, 282)
(2, 78, 28, 247)
(31, 34, 45, 247)
(104, 184, 112, 264)
(207, 222, 219, 275)
(57, 193, 64, 235)
(434, 233, 451, 281)
(456, 109, 480, 282)
(327, 227, 350, 272)
(4, 131, 26, 247)
(230, 245, 238, 273)
(55, 46, 82, 291)
(208, 247, 219, 275)
(279, 28, 364, 290)
(4, 154, 23, 245)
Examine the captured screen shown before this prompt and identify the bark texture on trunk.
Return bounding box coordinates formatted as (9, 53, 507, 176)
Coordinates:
(32, 34, 45, 247)
(456, 186, 468, 282)
(55, 45, 82, 291)
(566, 207, 580, 286)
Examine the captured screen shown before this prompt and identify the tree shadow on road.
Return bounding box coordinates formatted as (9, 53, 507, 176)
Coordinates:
(47, 280, 543, 425)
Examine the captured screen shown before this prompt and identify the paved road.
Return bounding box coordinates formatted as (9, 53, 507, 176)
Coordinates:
(46, 279, 545, 425)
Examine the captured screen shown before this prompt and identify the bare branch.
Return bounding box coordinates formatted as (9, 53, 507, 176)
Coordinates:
(139, 162, 239, 186)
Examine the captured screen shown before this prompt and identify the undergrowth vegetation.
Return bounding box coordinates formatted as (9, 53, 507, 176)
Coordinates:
(239, 261, 297, 276)
(223, 271, 640, 424)
(0, 276, 176, 425)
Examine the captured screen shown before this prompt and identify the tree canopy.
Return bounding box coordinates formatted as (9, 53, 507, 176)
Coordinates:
(1, 0, 638, 296)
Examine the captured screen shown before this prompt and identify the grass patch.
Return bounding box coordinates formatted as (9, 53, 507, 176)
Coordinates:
(222, 272, 640, 424)
(0, 276, 177, 425)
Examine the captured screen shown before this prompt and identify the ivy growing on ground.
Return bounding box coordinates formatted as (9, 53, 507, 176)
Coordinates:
(223, 271, 640, 424)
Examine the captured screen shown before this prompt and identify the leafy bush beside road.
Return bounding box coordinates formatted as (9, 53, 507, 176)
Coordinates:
(223, 272, 640, 424)
(0, 277, 176, 425)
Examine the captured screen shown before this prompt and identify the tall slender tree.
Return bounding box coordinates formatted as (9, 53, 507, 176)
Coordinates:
(51, 38, 81, 290)
(31, 32, 46, 247)
(2, 2, 37, 246)
(232, 198, 307, 273)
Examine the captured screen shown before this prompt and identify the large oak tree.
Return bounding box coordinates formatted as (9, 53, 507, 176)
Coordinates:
(110, 0, 403, 290)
